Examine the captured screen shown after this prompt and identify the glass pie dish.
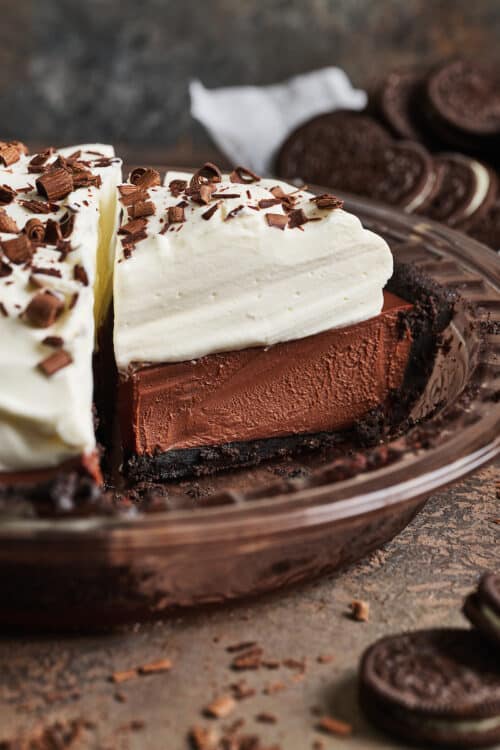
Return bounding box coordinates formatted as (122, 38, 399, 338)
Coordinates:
(0, 191, 498, 629)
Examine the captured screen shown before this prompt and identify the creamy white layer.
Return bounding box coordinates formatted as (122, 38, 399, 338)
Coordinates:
(0, 145, 122, 472)
(113, 171, 393, 369)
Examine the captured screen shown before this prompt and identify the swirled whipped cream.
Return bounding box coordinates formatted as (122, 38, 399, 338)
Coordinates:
(113, 166, 393, 369)
(0, 143, 122, 473)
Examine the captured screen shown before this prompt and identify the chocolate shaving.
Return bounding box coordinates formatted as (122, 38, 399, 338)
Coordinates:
(8, 140, 28, 155)
(57, 239, 72, 259)
(24, 291, 64, 328)
(288, 209, 308, 228)
(118, 218, 147, 235)
(74, 264, 89, 286)
(0, 144, 21, 166)
(265, 213, 288, 230)
(0, 209, 19, 234)
(60, 212, 75, 238)
(16, 184, 35, 194)
(24, 218, 45, 242)
(121, 229, 147, 252)
(31, 266, 62, 278)
(1, 234, 33, 264)
(69, 292, 79, 309)
(118, 185, 149, 206)
(225, 205, 244, 221)
(310, 193, 344, 210)
(72, 169, 102, 189)
(168, 205, 185, 224)
(201, 203, 220, 221)
(44, 218, 63, 244)
(36, 168, 74, 201)
(211, 193, 240, 199)
(38, 349, 72, 376)
(128, 200, 155, 219)
(0, 302, 7, 316)
(258, 198, 281, 209)
(168, 179, 187, 197)
(28, 148, 55, 171)
(229, 166, 260, 184)
(0, 184, 16, 205)
(42, 335, 64, 348)
(129, 167, 161, 189)
(20, 199, 58, 214)
(0, 260, 12, 277)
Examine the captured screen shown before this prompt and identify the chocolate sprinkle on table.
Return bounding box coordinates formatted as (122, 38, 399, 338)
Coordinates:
(38, 349, 73, 376)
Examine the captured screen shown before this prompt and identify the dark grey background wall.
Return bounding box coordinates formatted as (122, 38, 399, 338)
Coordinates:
(1, 0, 500, 160)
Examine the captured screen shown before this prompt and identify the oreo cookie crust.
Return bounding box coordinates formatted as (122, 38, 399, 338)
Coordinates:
(276, 111, 436, 211)
(421, 153, 497, 227)
(424, 60, 500, 152)
(360, 629, 500, 748)
(464, 573, 500, 650)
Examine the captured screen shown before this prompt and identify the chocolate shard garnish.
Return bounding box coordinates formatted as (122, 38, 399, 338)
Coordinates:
(310, 193, 344, 210)
(0, 144, 21, 166)
(118, 218, 147, 235)
(42, 335, 64, 348)
(0, 184, 16, 205)
(44, 218, 63, 244)
(38, 349, 72, 376)
(121, 229, 147, 252)
(258, 198, 282, 209)
(128, 200, 155, 219)
(0, 209, 19, 234)
(265, 213, 288, 230)
(229, 166, 260, 184)
(212, 192, 240, 199)
(20, 199, 58, 214)
(60, 212, 75, 238)
(24, 290, 64, 328)
(1, 234, 33, 264)
(36, 168, 74, 201)
(0, 260, 12, 277)
(201, 202, 220, 221)
(225, 204, 245, 221)
(28, 148, 55, 172)
(168, 205, 185, 224)
(74, 264, 89, 286)
(72, 169, 102, 189)
(168, 179, 187, 197)
(129, 167, 161, 189)
(57, 239, 72, 260)
(24, 218, 45, 242)
(0, 302, 7, 317)
(288, 208, 308, 228)
(118, 185, 148, 206)
(31, 266, 62, 278)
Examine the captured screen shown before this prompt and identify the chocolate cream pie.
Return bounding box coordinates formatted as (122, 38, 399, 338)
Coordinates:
(0, 141, 122, 486)
(113, 164, 453, 482)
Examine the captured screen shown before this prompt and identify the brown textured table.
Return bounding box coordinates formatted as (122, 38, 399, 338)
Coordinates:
(0, 464, 498, 749)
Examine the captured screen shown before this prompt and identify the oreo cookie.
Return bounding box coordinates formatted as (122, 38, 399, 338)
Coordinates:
(420, 153, 497, 227)
(378, 69, 429, 143)
(360, 629, 500, 748)
(276, 112, 437, 211)
(424, 60, 500, 153)
(464, 573, 500, 650)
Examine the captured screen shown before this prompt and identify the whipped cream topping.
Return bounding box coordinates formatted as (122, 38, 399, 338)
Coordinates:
(113, 168, 393, 369)
(0, 144, 122, 472)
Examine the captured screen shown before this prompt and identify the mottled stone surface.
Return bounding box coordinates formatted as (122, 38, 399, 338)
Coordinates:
(0, 465, 497, 748)
(1, 0, 500, 159)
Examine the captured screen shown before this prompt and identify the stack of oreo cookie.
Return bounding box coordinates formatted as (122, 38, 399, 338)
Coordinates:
(276, 59, 500, 252)
(359, 573, 500, 748)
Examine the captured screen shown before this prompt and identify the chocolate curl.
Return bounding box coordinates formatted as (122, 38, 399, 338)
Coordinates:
(36, 168, 74, 201)
(129, 167, 161, 189)
(0, 184, 16, 205)
(1, 234, 33, 264)
(0, 209, 19, 234)
(24, 218, 45, 242)
(229, 166, 260, 184)
(24, 290, 64, 328)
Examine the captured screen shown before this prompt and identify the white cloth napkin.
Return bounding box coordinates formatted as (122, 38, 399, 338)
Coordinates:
(190, 67, 367, 175)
